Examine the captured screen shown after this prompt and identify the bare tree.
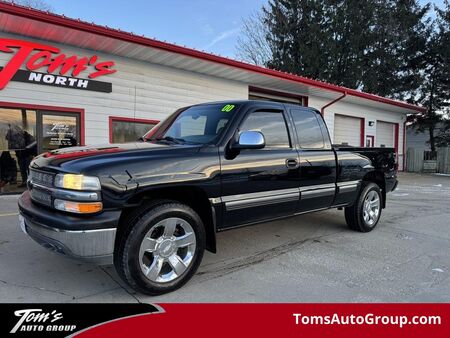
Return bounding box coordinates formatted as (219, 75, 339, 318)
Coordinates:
(235, 12, 272, 66)
(4, 0, 53, 11)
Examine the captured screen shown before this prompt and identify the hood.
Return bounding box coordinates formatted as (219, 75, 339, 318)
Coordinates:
(30, 141, 200, 173)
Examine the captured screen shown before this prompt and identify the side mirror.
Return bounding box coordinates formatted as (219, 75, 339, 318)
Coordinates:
(233, 131, 265, 150)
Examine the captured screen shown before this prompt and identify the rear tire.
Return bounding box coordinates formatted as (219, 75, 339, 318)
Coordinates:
(345, 183, 382, 232)
(114, 199, 205, 295)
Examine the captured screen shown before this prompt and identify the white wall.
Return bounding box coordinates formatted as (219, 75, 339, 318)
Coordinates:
(0, 33, 248, 145)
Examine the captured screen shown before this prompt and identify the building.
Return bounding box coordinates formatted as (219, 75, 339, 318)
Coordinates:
(0, 2, 424, 193)
(406, 123, 446, 152)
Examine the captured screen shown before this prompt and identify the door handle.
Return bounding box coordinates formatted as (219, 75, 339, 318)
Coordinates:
(286, 158, 299, 168)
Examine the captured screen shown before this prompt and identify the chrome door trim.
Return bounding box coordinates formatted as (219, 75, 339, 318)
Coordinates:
(221, 187, 299, 203)
(299, 183, 335, 192)
(210, 181, 359, 210)
(337, 180, 361, 186)
(221, 188, 300, 211)
(300, 187, 336, 199)
(336, 180, 361, 193)
(299, 183, 336, 200)
(226, 192, 299, 211)
(209, 181, 363, 210)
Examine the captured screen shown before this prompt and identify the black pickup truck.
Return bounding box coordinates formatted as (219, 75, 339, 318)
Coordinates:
(18, 100, 398, 295)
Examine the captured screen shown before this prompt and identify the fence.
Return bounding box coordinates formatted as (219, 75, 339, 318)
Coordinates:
(437, 147, 450, 174)
(406, 147, 450, 174)
(406, 148, 423, 172)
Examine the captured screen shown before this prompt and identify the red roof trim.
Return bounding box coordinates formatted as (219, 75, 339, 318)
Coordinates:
(0, 1, 426, 113)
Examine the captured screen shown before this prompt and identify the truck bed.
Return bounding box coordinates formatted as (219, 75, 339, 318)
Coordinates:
(333, 145, 397, 172)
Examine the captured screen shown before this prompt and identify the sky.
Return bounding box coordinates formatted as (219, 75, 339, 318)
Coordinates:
(42, 0, 445, 59)
(43, 0, 267, 58)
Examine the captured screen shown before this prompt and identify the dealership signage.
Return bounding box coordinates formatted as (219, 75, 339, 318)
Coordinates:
(0, 38, 116, 92)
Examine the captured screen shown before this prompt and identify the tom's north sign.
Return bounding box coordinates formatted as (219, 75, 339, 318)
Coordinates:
(0, 38, 116, 93)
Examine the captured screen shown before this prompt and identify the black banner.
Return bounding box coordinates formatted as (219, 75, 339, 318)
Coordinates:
(0, 67, 112, 93)
(0, 303, 160, 337)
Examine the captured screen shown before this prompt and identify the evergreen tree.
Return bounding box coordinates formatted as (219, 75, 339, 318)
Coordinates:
(263, 0, 330, 80)
(238, 0, 430, 97)
(408, 1, 450, 151)
(316, 0, 380, 89)
(362, 0, 430, 98)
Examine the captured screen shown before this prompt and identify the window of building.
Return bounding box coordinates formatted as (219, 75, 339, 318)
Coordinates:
(240, 111, 290, 148)
(110, 117, 158, 143)
(249, 87, 307, 106)
(291, 109, 325, 149)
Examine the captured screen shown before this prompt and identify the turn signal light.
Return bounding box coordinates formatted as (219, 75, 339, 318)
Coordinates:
(54, 199, 103, 214)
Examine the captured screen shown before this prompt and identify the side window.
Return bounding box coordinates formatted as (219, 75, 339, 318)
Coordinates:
(291, 109, 325, 149)
(316, 114, 332, 148)
(240, 111, 290, 148)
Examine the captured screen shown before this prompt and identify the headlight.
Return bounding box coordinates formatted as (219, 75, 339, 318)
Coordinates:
(54, 199, 103, 214)
(54, 174, 101, 191)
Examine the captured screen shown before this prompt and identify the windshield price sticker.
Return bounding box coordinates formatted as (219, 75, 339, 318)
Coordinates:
(221, 104, 235, 112)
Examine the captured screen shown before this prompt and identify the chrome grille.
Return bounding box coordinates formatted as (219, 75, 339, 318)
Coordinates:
(29, 169, 54, 187)
(30, 187, 52, 207)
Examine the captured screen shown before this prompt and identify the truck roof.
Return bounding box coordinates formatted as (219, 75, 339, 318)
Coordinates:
(190, 100, 322, 115)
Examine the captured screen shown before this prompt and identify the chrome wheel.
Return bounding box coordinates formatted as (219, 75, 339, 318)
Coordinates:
(139, 217, 196, 283)
(363, 190, 380, 226)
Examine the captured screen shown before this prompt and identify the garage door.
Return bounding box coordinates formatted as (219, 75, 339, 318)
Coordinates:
(376, 121, 394, 147)
(334, 114, 362, 146)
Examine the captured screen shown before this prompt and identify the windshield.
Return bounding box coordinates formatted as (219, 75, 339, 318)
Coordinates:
(147, 103, 238, 144)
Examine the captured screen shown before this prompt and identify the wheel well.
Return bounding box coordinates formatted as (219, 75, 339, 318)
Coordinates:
(362, 171, 386, 208)
(117, 186, 217, 253)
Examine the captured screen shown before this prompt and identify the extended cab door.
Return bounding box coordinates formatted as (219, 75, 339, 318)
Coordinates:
(219, 104, 301, 228)
(288, 107, 337, 213)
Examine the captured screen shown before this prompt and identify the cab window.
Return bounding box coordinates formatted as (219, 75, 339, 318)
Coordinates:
(291, 109, 325, 149)
(240, 111, 290, 148)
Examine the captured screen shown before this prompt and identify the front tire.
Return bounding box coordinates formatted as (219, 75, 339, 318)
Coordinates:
(345, 183, 382, 232)
(114, 200, 206, 295)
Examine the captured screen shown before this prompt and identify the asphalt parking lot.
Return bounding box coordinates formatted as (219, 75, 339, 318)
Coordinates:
(0, 172, 449, 303)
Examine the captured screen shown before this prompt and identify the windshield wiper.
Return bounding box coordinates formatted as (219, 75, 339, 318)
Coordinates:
(153, 136, 185, 144)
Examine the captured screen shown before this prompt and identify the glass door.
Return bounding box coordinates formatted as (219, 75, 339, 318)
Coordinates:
(0, 108, 37, 193)
(38, 112, 81, 154)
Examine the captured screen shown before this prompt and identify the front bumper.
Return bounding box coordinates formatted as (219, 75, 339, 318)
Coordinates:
(18, 191, 121, 265)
